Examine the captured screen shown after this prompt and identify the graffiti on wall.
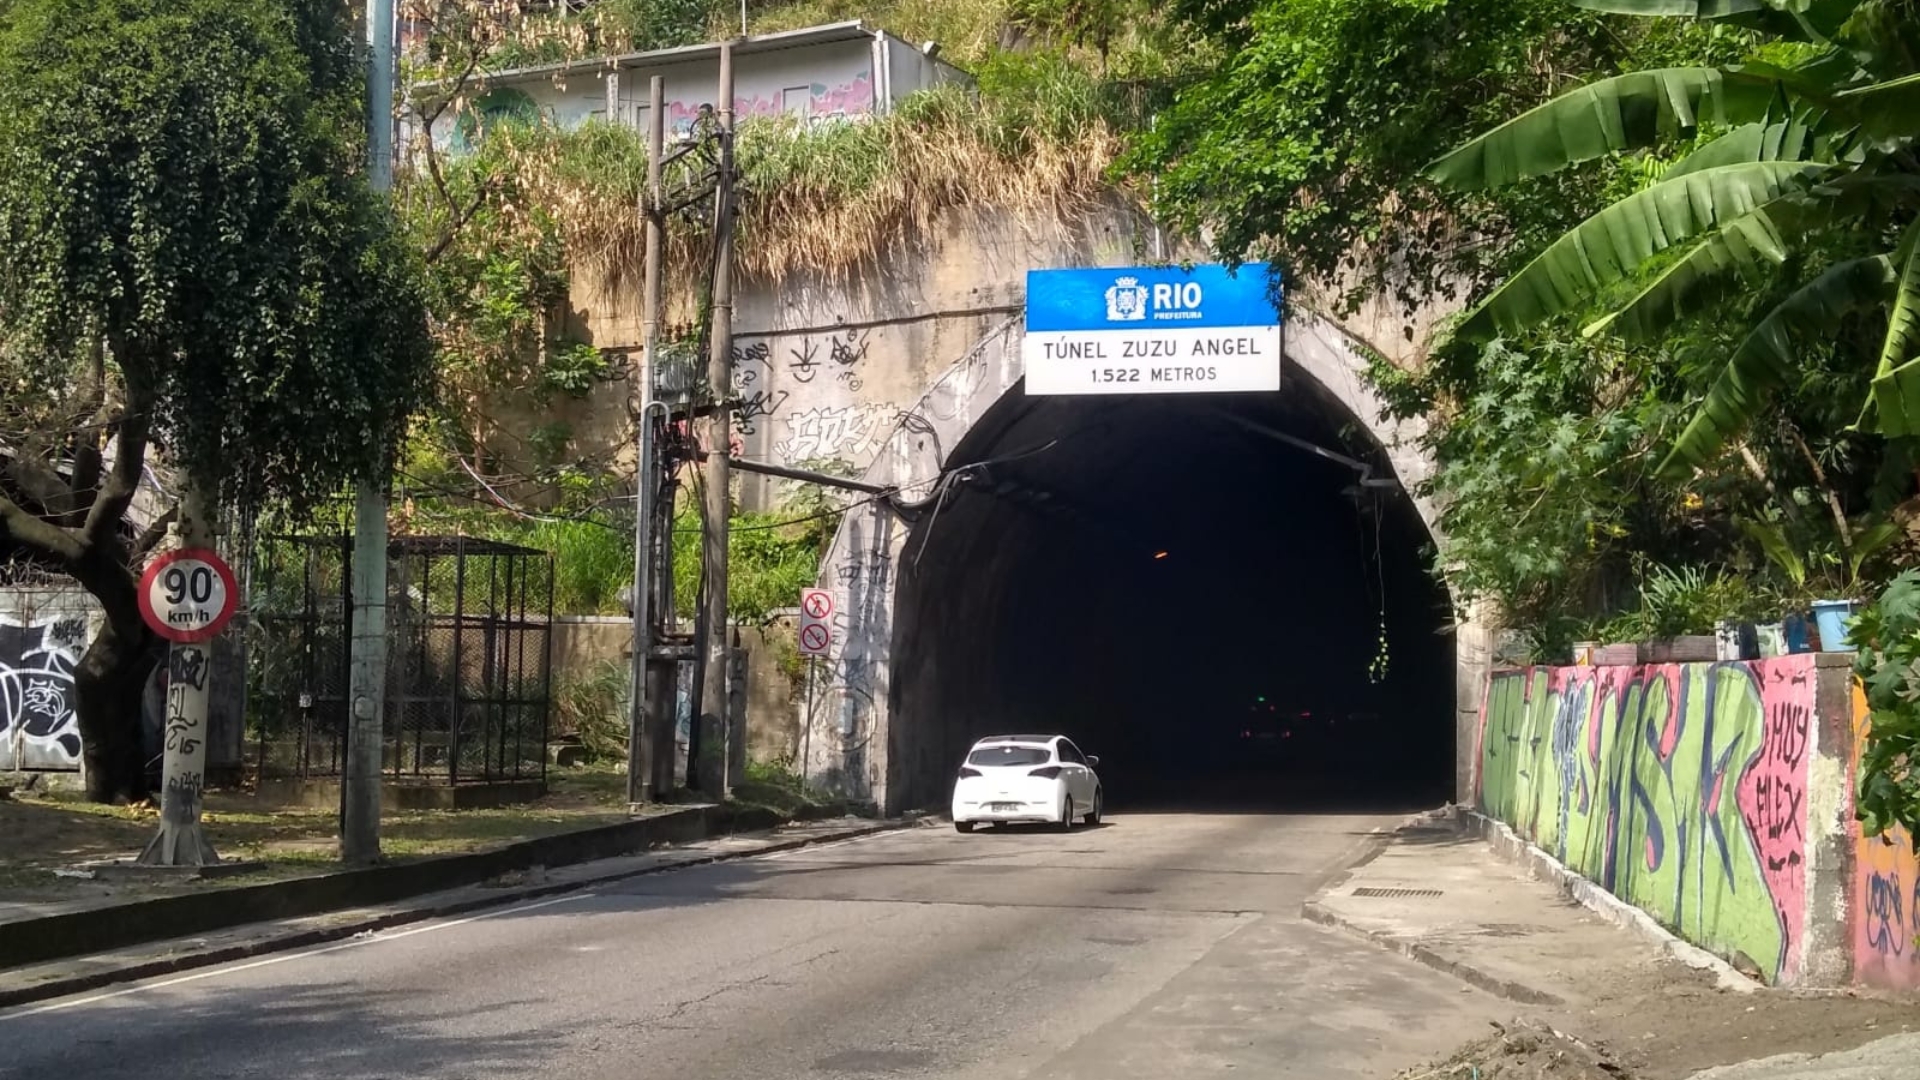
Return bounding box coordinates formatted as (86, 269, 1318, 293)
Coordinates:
(0, 615, 85, 769)
(1851, 681, 1920, 988)
(774, 404, 900, 464)
(667, 72, 875, 137)
(1479, 657, 1816, 983)
(723, 329, 895, 464)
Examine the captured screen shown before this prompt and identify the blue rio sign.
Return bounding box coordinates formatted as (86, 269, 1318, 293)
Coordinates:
(1022, 263, 1283, 395)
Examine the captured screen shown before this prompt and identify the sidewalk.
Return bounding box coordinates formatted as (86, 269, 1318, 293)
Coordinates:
(0, 813, 932, 1010)
(1312, 812, 1918, 1080)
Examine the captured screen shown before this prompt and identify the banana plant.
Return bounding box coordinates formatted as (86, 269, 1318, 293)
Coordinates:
(1424, 0, 1920, 477)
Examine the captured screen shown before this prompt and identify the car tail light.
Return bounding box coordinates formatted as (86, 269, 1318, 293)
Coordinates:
(958, 767, 982, 778)
(1028, 766, 1063, 779)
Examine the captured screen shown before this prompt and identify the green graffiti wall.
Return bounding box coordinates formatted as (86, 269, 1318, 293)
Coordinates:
(1478, 657, 1815, 984)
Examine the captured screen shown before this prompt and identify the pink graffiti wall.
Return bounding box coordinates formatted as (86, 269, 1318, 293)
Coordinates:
(1850, 681, 1920, 989)
(666, 71, 875, 136)
(1478, 657, 1816, 983)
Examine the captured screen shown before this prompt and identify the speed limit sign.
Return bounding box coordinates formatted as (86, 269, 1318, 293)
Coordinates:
(138, 548, 239, 644)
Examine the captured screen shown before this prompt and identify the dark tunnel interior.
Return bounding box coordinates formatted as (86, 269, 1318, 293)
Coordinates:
(887, 369, 1455, 814)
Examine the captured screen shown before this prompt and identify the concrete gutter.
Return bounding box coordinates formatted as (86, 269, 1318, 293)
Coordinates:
(0, 810, 933, 1010)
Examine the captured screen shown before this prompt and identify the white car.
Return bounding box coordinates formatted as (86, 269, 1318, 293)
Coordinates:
(950, 734, 1103, 833)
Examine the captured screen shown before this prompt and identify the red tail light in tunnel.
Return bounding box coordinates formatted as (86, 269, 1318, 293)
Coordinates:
(1028, 766, 1063, 779)
(958, 767, 982, 779)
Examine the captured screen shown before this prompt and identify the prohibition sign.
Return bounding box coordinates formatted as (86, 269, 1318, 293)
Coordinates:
(803, 589, 835, 620)
(799, 622, 831, 653)
(138, 547, 239, 644)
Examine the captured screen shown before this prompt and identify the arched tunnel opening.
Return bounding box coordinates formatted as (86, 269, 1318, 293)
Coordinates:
(888, 370, 1455, 814)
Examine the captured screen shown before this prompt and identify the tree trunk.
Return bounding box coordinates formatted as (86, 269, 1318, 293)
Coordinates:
(73, 614, 158, 802)
(66, 538, 159, 803)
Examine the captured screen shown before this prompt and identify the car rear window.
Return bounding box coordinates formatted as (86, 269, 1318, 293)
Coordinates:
(966, 745, 1053, 767)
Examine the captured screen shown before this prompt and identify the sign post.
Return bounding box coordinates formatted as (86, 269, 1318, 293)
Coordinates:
(135, 546, 238, 867)
(796, 588, 835, 782)
(1022, 262, 1284, 396)
(798, 588, 835, 658)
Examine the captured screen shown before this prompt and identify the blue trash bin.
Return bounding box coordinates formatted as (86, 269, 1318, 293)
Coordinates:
(1812, 599, 1861, 652)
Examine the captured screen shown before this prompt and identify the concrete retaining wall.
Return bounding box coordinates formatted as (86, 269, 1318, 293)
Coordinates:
(1476, 653, 1920, 989)
(551, 615, 800, 771)
(3, 585, 244, 779)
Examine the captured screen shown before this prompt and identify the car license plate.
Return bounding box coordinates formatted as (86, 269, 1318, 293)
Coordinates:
(991, 801, 1019, 811)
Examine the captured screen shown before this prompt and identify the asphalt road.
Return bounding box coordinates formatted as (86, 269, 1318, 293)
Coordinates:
(0, 812, 1502, 1079)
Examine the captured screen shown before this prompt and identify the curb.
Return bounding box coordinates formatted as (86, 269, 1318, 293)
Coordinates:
(0, 814, 929, 1011)
(1298, 804, 1564, 1006)
(1459, 807, 1760, 993)
(1300, 899, 1563, 1005)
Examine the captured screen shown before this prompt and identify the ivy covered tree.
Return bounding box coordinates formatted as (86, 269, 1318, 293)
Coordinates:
(0, 0, 435, 801)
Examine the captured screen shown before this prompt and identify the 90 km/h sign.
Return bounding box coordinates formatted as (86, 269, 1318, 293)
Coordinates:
(138, 548, 239, 644)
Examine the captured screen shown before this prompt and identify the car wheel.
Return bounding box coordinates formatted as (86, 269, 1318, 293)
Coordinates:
(954, 820, 975, 834)
(1057, 796, 1075, 832)
(1085, 789, 1102, 826)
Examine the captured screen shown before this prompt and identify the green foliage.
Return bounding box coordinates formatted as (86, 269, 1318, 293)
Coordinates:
(552, 659, 630, 761)
(1852, 569, 1920, 838)
(599, 0, 726, 51)
(1398, 333, 1689, 629)
(1425, 0, 1920, 471)
(510, 518, 633, 616)
(0, 0, 434, 511)
(1120, 0, 1748, 314)
(399, 121, 607, 471)
(673, 507, 835, 623)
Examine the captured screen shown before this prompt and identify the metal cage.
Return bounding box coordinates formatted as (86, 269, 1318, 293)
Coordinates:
(248, 535, 555, 785)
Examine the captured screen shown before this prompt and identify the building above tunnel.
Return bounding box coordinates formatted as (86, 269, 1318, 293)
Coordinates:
(413, 21, 973, 153)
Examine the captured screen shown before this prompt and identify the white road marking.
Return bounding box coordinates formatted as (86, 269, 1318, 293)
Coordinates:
(757, 828, 910, 860)
(0, 892, 592, 1020)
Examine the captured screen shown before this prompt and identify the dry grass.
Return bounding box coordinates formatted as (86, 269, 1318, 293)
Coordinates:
(0, 765, 641, 904)
(502, 83, 1127, 306)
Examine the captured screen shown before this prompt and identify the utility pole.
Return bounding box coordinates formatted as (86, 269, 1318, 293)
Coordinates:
(695, 42, 737, 796)
(135, 483, 223, 867)
(344, 0, 396, 865)
(627, 75, 668, 806)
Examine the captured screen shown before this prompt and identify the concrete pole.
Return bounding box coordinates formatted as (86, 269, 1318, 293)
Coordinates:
(344, 0, 396, 865)
(136, 484, 220, 867)
(695, 42, 736, 796)
(652, 474, 680, 795)
(626, 76, 668, 806)
(726, 644, 747, 791)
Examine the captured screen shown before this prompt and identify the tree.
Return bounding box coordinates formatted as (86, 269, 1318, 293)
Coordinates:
(1119, 0, 1748, 315)
(0, 0, 435, 801)
(1423, 0, 1920, 475)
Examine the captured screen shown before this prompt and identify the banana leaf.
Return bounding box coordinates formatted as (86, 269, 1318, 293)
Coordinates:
(1571, 0, 1864, 41)
(1423, 68, 1777, 191)
(1868, 224, 1920, 435)
(1457, 160, 1830, 340)
(1582, 200, 1801, 339)
(1663, 113, 1824, 179)
(1662, 254, 1899, 475)
(1835, 72, 1920, 140)
(1737, 517, 1807, 588)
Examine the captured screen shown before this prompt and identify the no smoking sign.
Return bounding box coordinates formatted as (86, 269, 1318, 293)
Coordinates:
(798, 587, 836, 658)
(139, 548, 239, 644)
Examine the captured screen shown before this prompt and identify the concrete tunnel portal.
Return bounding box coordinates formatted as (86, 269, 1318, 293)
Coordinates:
(884, 368, 1456, 814)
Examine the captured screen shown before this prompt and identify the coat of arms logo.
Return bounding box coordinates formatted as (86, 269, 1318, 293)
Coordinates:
(1104, 276, 1149, 322)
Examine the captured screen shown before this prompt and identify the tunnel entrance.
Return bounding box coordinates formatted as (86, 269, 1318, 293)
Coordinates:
(887, 371, 1453, 813)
